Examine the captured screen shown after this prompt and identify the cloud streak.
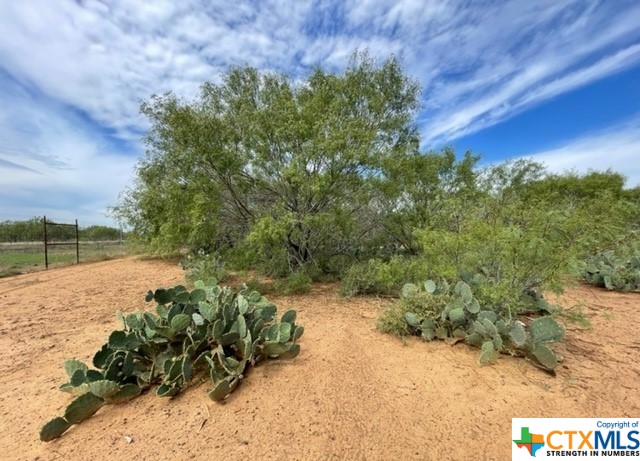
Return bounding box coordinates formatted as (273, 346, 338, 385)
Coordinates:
(2, 1, 638, 143)
(0, 158, 40, 174)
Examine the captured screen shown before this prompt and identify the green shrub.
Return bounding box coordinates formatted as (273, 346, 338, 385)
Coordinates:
(274, 271, 312, 295)
(339, 256, 429, 297)
(378, 287, 451, 336)
(242, 276, 275, 295)
(40, 279, 304, 441)
(180, 251, 228, 283)
(322, 254, 356, 280)
(375, 163, 632, 372)
(340, 259, 392, 297)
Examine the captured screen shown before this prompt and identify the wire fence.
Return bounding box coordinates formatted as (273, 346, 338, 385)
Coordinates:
(0, 240, 128, 276)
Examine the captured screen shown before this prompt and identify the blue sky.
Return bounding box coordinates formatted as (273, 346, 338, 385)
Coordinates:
(1, 0, 640, 226)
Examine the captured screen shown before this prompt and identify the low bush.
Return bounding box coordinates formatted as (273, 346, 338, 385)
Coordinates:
(378, 285, 451, 336)
(180, 250, 228, 283)
(339, 256, 429, 297)
(379, 279, 564, 372)
(274, 271, 313, 295)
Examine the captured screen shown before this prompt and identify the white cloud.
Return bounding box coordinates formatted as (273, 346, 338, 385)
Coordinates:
(519, 117, 640, 187)
(424, 42, 640, 143)
(519, 43, 640, 106)
(414, 1, 640, 144)
(0, 80, 138, 226)
(1, 0, 639, 143)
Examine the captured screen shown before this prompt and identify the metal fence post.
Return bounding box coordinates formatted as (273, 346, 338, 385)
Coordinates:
(43, 215, 48, 269)
(75, 219, 79, 264)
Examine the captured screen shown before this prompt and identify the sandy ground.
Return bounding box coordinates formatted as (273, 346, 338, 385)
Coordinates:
(0, 258, 638, 461)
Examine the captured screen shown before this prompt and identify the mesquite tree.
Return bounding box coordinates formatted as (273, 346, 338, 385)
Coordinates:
(114, 52, 421, 273)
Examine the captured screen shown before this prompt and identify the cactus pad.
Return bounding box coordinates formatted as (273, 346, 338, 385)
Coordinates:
(40, 417, 72, 442)
(64, 393, 105, 424)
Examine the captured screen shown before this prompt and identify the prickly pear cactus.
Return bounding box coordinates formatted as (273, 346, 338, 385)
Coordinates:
(398, 279, 565, 372)
(581, 246, 640, 292)
(40, 280, 304, 441)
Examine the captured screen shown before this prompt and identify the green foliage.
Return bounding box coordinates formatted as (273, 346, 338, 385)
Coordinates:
(580, 243, 640, 292)
(80, 225, 122, 241)
(180, 250, 228, 284)
(113, 51, 421, 268)
(0, 217, 45, 242)
(339, 256, 429, 297)
(415, 160, 634, 312)
(378, 148, 481, 254)
(273, 271, 312, 295)
(242, 216, 292, 276)
(0, 217, 122, 243)
(377, 285, 451, 336)
(522, 169, 628, 203)
(40, 280, 303, 441)
(109, 46, 639, 290)
(383, 280, 565, 372)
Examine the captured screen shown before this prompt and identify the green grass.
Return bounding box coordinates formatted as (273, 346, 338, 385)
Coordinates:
(0, 251, 75, 266)
(0, 241, 128, 277)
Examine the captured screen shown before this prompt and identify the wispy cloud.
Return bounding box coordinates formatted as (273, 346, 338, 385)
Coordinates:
(0, 74, 137, 225)
(520, 115, 640, 187)
(3, 1, 638, 143)
(0, 158, 40, 174)
(414, 1, 640, 144)
(425, 41, 640, 144)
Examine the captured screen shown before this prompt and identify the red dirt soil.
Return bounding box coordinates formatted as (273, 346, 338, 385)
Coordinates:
(0, 258, 638, 460)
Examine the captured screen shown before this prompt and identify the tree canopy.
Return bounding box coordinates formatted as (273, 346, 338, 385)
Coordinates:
(114, 53, 426, 273)
(0, 218, 122, 242)
(114, 52, 639, 284)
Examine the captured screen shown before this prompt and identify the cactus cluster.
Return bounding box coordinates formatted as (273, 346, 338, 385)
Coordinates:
(400, 280, 565, 372)
(40, 279, 303, 441)
(581, 248, 640, 292)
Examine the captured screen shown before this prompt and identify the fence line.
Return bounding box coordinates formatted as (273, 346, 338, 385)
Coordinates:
(43, 216, 79, 269)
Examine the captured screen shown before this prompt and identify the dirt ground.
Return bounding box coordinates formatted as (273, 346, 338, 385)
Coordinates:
(0, 258, 638, 460)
